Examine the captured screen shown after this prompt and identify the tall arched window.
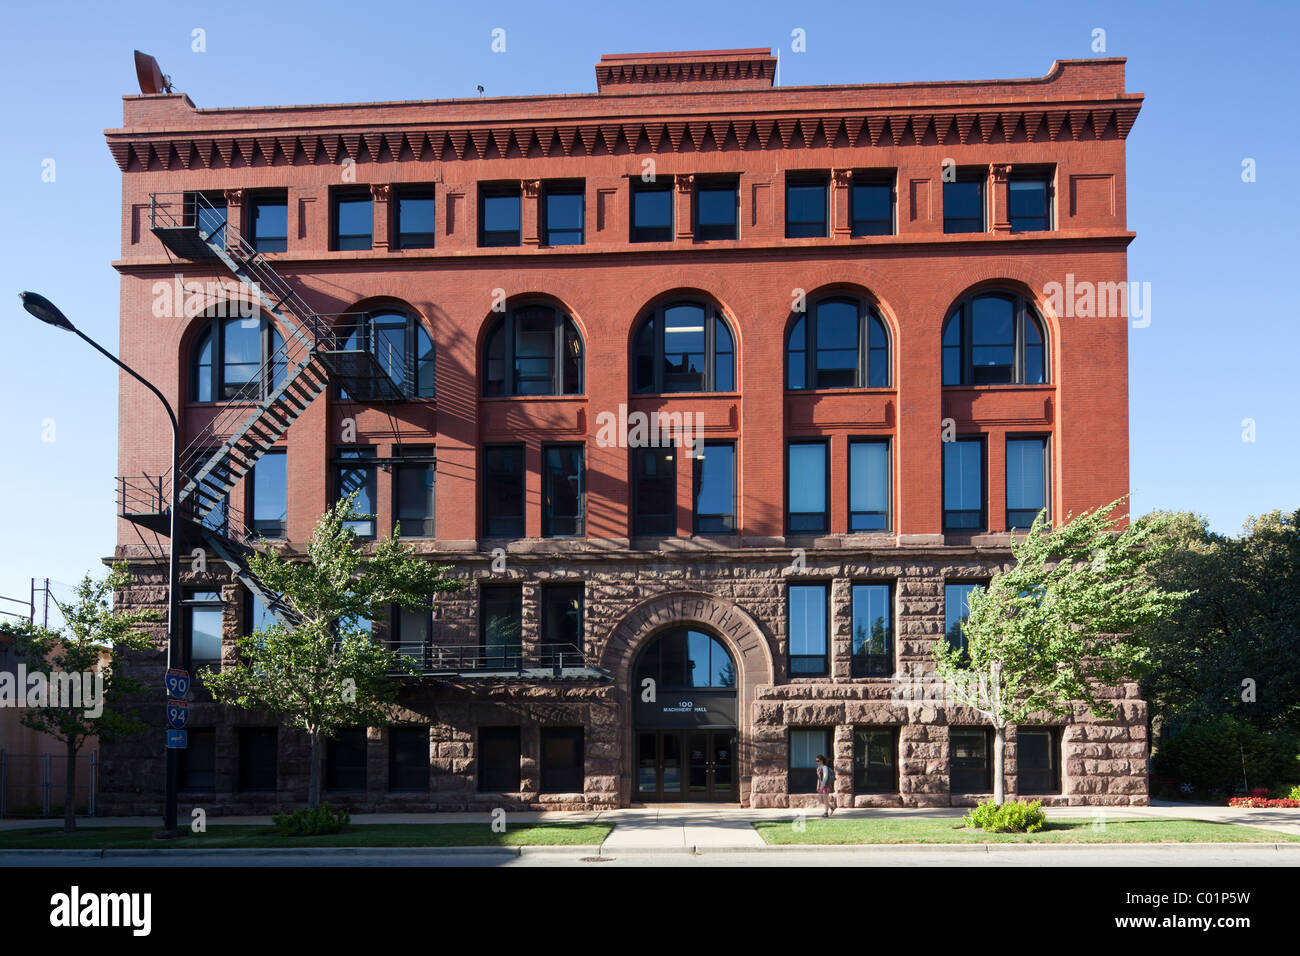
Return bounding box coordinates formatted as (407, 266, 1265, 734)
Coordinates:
(633, 300, 734, 394)
(942, 291, 1047, 386)
(338, 308, 435, 399)
(483, 304, 583, 396)
(190, 316, 285, 402)
(786, 296, 889, 390)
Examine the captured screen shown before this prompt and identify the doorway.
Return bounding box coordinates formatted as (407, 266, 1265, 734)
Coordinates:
(636, 729, 735, 802)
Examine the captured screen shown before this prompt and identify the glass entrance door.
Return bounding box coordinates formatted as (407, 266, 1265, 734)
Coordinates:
(636, 730, 735, 802)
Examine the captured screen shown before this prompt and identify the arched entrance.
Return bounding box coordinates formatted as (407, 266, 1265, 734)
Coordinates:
(632, 627, 738, 802)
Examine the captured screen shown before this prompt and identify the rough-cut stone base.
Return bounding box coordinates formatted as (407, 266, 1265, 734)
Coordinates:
(98, 548, 1149, 815)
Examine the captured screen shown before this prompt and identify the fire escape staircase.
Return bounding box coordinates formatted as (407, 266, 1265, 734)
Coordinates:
(117, 193, 404, 628)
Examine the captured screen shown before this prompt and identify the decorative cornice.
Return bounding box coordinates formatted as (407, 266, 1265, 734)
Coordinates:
(105, 104, 1141, 172)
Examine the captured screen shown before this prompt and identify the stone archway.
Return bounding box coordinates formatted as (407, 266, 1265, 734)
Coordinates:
(601, 591, 774, 806)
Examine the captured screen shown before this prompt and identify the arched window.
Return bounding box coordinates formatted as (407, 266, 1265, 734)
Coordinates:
(190, 316, 285, 402)
(786, 296, 889, 390)
(632, 300, 735, 394)
(942, 291, 1047, 386)
(483, 304, 583, 396)
(338, 308, 435, 399)
(634, 628, 736, 690)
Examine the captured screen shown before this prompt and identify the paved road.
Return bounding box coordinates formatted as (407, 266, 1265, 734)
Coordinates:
(4, 844, 1298, 867)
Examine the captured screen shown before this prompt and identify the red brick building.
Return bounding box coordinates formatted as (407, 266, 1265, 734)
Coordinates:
(103, 48, 1146, 812)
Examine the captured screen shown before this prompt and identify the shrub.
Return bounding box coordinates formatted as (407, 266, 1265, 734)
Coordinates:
(1291, 784, 1300, 801)
(963, 799, 1046, 833)
(272, 803, 350, 837)
(1155, 716, 1289, 794)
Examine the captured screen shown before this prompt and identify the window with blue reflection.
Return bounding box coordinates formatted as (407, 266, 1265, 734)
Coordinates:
(788, 584, 828, 675)
(396, 188, 436, 249)
(787, 298, 889, 390)
(333, 191, 372, 250)
(787, 441, 828, 533)
(634, 628, 735, 689)
(631, 182, 673, 241)
(849, 440, 889, 531)
(1006, 437, 1048, 529)
(786, 175, 828, 237)
(480, 184, 521, 246)
(943, 438, 984, 532)
(544, 185, 584, 245)
(692, 442, 735, 533)
(851, 178, 894, 236)
(695, 180, 737, 240)
(335, 448, 377, 537)
(943, 176, 984, 233)
(1009, 175, 1051, 232)
(851, 584, 892, 676)
(944, 582, 986, 656)
(250, 449, 288, 538)
(942, 292, 1047, 386)
(249, 194, 288, 253)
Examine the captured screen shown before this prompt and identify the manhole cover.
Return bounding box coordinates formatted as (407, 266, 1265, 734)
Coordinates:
(579, 856, 615, 863)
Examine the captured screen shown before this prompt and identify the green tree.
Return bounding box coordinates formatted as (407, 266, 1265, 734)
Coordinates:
(0, 565, 156, 832)
(1142, 509, 1300, 735)
(931, 498, 1189, 804)
(203, 493, 465, 809)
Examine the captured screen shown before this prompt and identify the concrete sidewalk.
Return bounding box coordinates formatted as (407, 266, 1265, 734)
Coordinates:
(3, 801, 1297, 850)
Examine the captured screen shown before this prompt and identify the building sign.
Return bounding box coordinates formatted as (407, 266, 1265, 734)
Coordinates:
(635, 690, 736, 729)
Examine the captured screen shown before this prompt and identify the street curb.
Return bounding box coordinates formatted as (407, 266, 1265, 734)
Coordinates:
(2, 841, 1297, 860)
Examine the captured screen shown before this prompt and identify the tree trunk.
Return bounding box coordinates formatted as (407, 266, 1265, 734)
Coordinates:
(63, 739, 78, 834)
(308, 732, 321, 810)
(992, 725, 1006, 806)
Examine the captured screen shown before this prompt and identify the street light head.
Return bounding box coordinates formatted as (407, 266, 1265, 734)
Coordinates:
(19, 292, 76, 332)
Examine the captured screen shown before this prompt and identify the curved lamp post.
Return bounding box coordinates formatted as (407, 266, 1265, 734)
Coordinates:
(19, 291, 182, 836)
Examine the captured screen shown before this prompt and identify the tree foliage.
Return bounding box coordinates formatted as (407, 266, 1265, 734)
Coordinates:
(931, 498, 1190, 803)
(202, 492, 465, 808)
(0, 564, 156, 831)
(1141, 509, 1300, 734)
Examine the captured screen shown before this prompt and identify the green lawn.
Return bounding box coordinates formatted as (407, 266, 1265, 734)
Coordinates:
(754, 817, 1300, 845)
(0, 822, 611, 850)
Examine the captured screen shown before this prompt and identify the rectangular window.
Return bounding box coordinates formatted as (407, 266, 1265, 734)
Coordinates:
(331, 188, 372, 251)
(184, 589, 224, 670)
(1006, 437, 1048, 529)
(944, 582, 987, 657)
(395, 186, 436, 249)
(692, 441, 735, 534)
(540, 727, 584, 793)
(541, 584, 583, 665)
(237, 727, 277, 792)
(851, 173, 895, 236)
(848, 439, 890, 531)
(543, 181, 584, 245)
(480, 585, 522, 669)
(179, 728, 216, 791)
(185, 191, 227, 247)
(249, 449, 287, 539)
(943, 438, 985, 532)
(542, 444, 585, 537)
(950, 727, 993, 793)
(633, 447, 677, 536)
(851, 584, 893, 676)
(788, 583, 829, 676)
(786, 440, 829, 533)
(334, 447, 376, 538)
(482, 445, 525, 538)
(388, 726, 428, 792)
(326, 728, 367, 792)
(394, 445, 436, 538)
(391, 600, 430, 663)
(248, 192, 288, 253)
(630, 180, 673, 242)
(479, 183, 521, 246)
(694, 177, 738, 240)
(853, 727, 899, 792)
(943, 172, 986, 233)
(478, 726, 522, 792)
(1018, 728, 1061, 794)
(786, 173, 829, 238)
(788, 728, 832, 794)
(1008, 172, 1053, 233)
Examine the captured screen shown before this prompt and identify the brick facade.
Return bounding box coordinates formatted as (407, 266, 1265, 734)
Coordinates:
(102, 49, 1146, 814)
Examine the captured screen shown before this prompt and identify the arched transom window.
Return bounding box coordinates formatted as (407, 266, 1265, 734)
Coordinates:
(942, 291, 1047, 386)
(632, 300, 735, 394)
(483, 304, 584, 397)
(787, 296, 889, 390)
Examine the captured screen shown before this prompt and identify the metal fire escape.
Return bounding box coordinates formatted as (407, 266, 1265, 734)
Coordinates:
(117, 193, 405, 627)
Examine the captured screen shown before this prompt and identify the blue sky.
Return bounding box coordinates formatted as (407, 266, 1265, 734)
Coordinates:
(0, 0, 1296, 605)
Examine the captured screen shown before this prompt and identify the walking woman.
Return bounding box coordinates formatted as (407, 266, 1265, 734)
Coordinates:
(815, 754, 835, 816)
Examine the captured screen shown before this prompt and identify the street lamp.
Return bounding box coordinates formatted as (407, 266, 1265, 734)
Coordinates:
(19, 291, 183, 837)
